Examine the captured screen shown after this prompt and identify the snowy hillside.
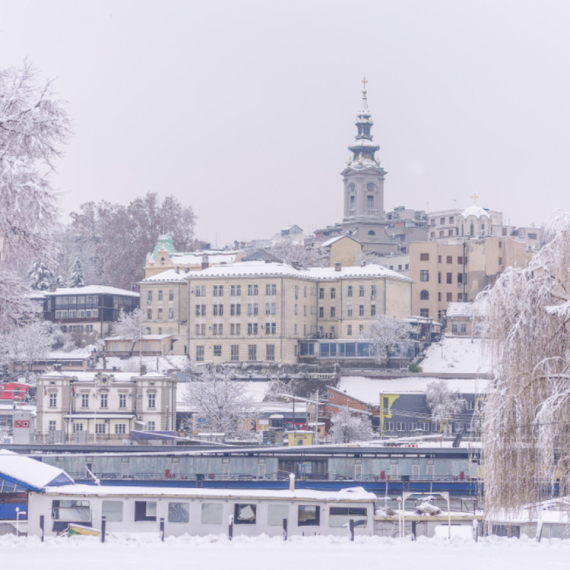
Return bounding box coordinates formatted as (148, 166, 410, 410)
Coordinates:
(420, 338, 491, 375)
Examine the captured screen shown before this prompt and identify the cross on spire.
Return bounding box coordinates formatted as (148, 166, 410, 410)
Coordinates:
(362, 76, 368, 92)
(471, 192, 479, 205)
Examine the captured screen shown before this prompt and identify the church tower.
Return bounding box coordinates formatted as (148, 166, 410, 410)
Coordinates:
(341, 79, 397, 254)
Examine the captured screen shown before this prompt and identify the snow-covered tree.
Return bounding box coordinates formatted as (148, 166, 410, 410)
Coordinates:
(60, 193, 196, 290)
(0, 62, 70, 329)
(426, 380, 466, 429)
(182, 367, 253, 437)
(329, 406, 374, 443)
(112, 308, 145, 356)
(270, 242, 328, 268)
(264, 377, 297, 402)
(482, 212, 570, 515)
(66, 258, 85, 288)
(363, 315, 416, 363)
(0, 319, 58, 377)
(27, 261, 55, 291)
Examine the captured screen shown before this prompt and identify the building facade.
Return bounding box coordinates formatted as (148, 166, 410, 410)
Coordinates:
(182, 261, 412, 365)
(36, 371, 177, 444)
(37, 286, 139, 344)
(410, 235, 530, 321)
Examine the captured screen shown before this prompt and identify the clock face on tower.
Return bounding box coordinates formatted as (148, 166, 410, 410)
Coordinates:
(367, 182, 376, 192)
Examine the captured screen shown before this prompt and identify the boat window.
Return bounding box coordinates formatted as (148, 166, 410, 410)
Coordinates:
(328, 507, 368, 528)
(134, 501, 157, 522)
(298, 505, 320, 526)
(52, 500, 90, 522)
(267, 504, 289, 526)
(201, 503, 223, 524)
(102, 501, 123, 522)
(168, 502, 189, 523)
(234, 503, 257, 525)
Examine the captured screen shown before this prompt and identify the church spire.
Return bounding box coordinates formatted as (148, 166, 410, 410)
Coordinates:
(348, 76, 380, 168)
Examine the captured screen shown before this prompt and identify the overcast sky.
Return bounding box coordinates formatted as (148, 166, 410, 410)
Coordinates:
(1, 1, 569, 247)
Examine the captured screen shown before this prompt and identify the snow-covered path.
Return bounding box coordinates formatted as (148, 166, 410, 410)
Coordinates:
(0, 534, 569, 570)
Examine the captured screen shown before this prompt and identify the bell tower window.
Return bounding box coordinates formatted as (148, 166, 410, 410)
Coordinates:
(367, 195, 374, 211)
(349, 195, 355, 213)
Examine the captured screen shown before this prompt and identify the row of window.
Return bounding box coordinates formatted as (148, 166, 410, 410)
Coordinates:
(194, 284, 278, 298)
(48, 421, 157, 433)
(195, 323, 279, 337)
(51, 499, 366, 529)
(430, 216, 455, 226)
(146, 308, 175, 320)
(194, 303, 278, 317)
(54, 295, 100, 308)
(55, 309, 99, 319)
(48, 393, 156, 409)
(146, 290, 175, 303)
(61, 324, 94, 333)
(419, 271, 465, 284)
(196, 344, 275, 362)
(419, 254, 464, 264)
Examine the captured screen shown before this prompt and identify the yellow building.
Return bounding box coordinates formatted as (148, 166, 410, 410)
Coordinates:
(139, 260, 412, 363)
(410, 236, 530, 321)
(286, 431, 314, 446)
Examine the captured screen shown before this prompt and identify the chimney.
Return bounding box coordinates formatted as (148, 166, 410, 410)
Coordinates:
(335, 262, 342, 272)
(140, 364, 147, 376)
(201, 254, 209, 270)
(175, 266, 180, 274)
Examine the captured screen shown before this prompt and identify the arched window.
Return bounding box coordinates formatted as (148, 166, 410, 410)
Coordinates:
(420, 290, 429, 300)
(368, 230, 376, 236)
(160, 257, 165, 265)
(470, 223, 474, 236)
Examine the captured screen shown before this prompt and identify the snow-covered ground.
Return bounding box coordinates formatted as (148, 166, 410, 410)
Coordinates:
(0, 534, 568, 570)
(420, 337, 491, 374)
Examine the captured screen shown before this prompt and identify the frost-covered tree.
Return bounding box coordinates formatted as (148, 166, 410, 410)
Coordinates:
(363, 315, 416, 363)
(27, 261, 55, 291)
(482, 212, 570, 515)
(426, 381, 466, 429)
(270, 242, 328, 268)
(0, 62, 70, 328)
(66, 258, 85, 288)
(264, 377, 297, 402)
(0, 319, 58, 378)
(60, 193, 196, 290)
(112, 308, 144, 356)
(330, 407, 374, 443)
(182, 367, 253, 437)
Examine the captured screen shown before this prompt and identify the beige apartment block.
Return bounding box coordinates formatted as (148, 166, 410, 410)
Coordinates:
(181, 261, 412, 365)
(139, 268, 189, 355)
(410, 236, 530, 321)
(36, 371, 177, 444)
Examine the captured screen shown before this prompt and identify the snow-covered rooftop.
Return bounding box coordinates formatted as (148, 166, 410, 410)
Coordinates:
(420, 338, 491, 375)
(461, 205, 490, 219)
(0, 450, 74, 491)
(171, 250, 242, 265)
(338, 376, 490, 403)
(184, 261, 411, 282)
(43, 285, 139, 297)
(142, 269, 187, 283)
(321, 235, 360, 248)
(40, 371, 172, 382)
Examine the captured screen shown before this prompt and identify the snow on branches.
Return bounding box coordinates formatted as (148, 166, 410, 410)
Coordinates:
(112, 308, 145, 356)
(0, 62, 70, 330)
(182, 367, 253, 438)
(482, 211, 570, 515)
(426, 380, 466, 427)
(363, 314, 416, 363)
(329, 406, 374, 443)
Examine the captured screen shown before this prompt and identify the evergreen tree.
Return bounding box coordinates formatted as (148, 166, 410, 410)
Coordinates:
(66, 258, 85, 288)
(27, 261, 55, 291)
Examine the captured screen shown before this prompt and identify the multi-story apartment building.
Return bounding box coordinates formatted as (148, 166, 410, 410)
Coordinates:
(36, 370, 177, 444)
(410, 236, 530, 321)
(35, 285, 139, 345)
(181, 261, 411, 365)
